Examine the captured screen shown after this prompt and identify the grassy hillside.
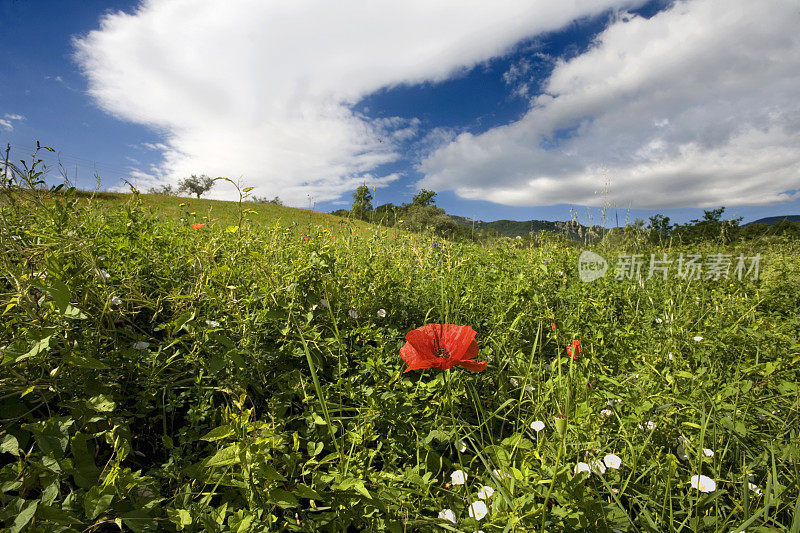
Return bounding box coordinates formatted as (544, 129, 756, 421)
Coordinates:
(2, 186, 799, 531)
(78, 191, 354, 232)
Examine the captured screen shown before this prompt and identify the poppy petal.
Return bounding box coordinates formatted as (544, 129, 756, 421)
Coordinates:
(400, 342, 438, 372)
(441, 325, 477, 360)
(455, 339, 479, 363)
(405, 326, 437, 357)
(458, 359, 488, 373)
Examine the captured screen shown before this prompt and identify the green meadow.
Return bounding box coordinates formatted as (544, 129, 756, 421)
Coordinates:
(1, 181, 799, 531)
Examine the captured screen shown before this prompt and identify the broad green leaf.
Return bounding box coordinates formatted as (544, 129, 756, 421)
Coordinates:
(10, 500, 38, 533)
(205, 445, 240, 467)
(423, 429, 451, 445)
(201, 425, 234, 442)
(41, 279, 70, 313)
(257, 462, 286, 482)
(294, 483, 322, 500)
(1, 434, 19, 456)
(66, 354, 110, 370)
(122, 509, 153, 533)
(70, 432, 100, 489)
(168, 508, 192, 529)
(36, 504, 82, 526)
(86, 395, 116, 412)
(24, 417, 73, 459)
(84, 485, 114, 519)
(16, 335, 52, 363)
(269, 488, 299, 508)
(63, 304, 87, 319)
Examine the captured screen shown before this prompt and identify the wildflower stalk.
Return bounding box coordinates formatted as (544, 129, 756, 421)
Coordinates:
(541, 432, 565, 531)
(296, 324, 343, 469)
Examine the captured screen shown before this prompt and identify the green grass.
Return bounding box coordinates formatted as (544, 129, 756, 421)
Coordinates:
(1, 187, 799, 532)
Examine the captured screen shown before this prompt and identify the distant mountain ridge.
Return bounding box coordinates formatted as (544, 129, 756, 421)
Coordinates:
(745, 215, 800, 226)
(449, 214, 594, 238)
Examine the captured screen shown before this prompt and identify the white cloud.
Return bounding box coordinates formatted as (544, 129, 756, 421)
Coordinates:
(140, 142, 168, 151)
(73, 0, 645, 204)
(1, 113, 25, 131)
(420, 0, 800, 208)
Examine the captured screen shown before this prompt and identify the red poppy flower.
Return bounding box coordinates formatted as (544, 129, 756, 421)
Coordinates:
(566, 340, 581, 359)
(190, 223, 204, 229)
(400, 324, 487, 373)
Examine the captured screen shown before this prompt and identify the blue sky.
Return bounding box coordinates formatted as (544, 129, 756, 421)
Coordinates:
(2, 0, 799, 226)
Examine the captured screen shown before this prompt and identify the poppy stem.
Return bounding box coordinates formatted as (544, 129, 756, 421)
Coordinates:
(444, 368, 471, 507)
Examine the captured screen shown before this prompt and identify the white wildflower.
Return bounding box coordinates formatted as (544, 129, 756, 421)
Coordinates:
(530, 420, 545, 432)
(677, 444, 688, 461)
(575, 462, 591, 475)
(310, 304, 318, 311)
(31, 271, 47, 279)
(655, 318, 663, 324)
(748, 482, 762, 496)
(468, 501, 488, 521)
(95, 269, 110, 279)
(591, 460, 607, 475)
(600, 409, 612, 418)
(603, 454, 622, 470)
(456, 440, 467, 453)
(702, 448, 714, 457)
(524, 385, 534, 393)
(377, 308, 387, 318)
(477, 486, 494, 499)
(348, 308, 358, 319)
(132, 341, 150, 350)
(437, 509, 456, 523)
(450, 470, 467, 485)
(693, 336, 703, 342)
(690, 475, 716, 493)
(509, 377, 519, 387)
(110, 296, 123, 306)
(668, 352, 674, 360)
(607, 399, 622, 407)
(205, 320, 220, 328)
(491, 469, 511, 480)
(638, 421, 656, 431)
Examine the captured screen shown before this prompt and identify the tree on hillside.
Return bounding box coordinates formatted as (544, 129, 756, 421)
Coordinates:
(351, 184, 373, 219)
(410, 189, 436, 207)
(147, 184, 177, 196)
(674, 207, 742, 244)
(178, 174, 215, 199)
(647, 214, 673, 244)
(252, 195, 284, 206)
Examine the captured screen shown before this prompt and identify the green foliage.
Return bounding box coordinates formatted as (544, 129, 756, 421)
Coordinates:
(350, 184, 373, 220)
(177, 174, 215, 199)
(147, 184, 177, 196)
(410, 189, 437, 207)
(1, 148, 799, 531)
(251, 195, 284, 206)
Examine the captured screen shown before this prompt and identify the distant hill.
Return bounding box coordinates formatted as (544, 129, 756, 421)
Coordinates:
(745, 215, 800, 225)
(449, 214, 594, 239)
